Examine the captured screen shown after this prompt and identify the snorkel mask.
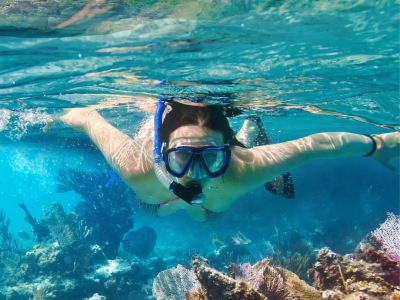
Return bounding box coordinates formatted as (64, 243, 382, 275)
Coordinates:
(153, 97, 206, 206)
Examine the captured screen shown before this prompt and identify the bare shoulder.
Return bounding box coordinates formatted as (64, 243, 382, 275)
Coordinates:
(221, 144, 287, 193)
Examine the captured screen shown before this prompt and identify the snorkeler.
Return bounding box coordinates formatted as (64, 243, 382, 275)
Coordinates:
(46, 99, 400, 222)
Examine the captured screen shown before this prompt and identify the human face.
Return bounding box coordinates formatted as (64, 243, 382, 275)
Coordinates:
(167, 125, 226, 185)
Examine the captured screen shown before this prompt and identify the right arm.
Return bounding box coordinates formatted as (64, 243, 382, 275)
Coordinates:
(57, 108, 153, 180)
(228, 131, 399, 192)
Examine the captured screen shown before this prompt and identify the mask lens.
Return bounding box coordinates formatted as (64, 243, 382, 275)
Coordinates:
(202, 149, 226, 174)
(167, 149, 193, 175)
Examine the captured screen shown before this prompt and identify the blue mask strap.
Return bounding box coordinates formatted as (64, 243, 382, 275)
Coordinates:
(153, 97, 204, 205)
(154, 97, 173, 163)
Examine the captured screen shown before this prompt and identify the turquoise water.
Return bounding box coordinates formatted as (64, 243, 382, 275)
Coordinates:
(0, 0, 399, 297)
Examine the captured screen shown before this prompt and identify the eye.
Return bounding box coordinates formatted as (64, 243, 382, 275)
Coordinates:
(202, 149, 224, 171)
(167, 150, 193, 174)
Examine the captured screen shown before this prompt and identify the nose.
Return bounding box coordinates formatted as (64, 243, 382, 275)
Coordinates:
(186, 159, 206, 180)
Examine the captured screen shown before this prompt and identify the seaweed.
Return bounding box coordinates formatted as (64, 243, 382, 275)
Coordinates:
(0, 208, 22, 254)
(270, 230, 315, 282)
(271, 250, 312, 282)
(54, 167, 134, 259)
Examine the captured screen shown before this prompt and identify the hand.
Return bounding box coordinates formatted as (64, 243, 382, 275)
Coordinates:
(43, 107, 97, 132)
(373, 132, 400, 172)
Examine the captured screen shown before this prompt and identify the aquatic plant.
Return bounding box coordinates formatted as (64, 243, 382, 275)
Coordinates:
(270, 230, 313, 258)
(371, 212, 400, 264)
(55, 167, 134, 258)
(269, 230, 315, 282)
(0, 208, 21, 254)
(0, 210, 21, 284)
(271, 250, 312, 282)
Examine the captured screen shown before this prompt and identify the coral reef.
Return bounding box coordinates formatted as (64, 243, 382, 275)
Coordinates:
(0, 202, 163, 299)
(308, 248, 399, 299)
(152, 219, 400, 300)
(153, 255, 321, 300)
(55, 167, 134, 258)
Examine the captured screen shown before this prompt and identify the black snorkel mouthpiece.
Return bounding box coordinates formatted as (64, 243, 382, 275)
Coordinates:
(169, 182, 205, 206)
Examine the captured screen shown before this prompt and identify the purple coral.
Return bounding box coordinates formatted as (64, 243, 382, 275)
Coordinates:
(371, 213, 400, 264)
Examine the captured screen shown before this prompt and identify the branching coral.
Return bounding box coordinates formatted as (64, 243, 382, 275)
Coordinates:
(55, 167, 134, 258)
(18, 203, 50, 242)
(41, 203, 92, 249)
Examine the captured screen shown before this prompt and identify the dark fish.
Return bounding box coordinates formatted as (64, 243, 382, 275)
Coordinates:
(122, 226, 157, 258)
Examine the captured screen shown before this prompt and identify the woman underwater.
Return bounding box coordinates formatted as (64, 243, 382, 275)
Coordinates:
(47, 98, 400, 222)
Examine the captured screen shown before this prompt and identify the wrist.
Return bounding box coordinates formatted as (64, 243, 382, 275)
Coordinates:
(363, 134, 384, 157)
(83, 109, 101, 132)
(371, 134, 384, 156)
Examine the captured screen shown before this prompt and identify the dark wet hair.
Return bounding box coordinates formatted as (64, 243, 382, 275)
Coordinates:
(158, 101, 244, 147)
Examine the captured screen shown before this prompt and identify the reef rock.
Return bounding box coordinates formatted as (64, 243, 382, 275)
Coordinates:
(84, 293, 107, 300)
(308, 248, 399, 299)
(190, 255, 266, 300)
(153, 255, 321, 300)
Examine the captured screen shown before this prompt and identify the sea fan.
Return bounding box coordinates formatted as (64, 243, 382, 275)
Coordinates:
(372, 212, 400, 264)
(152, 264, 199, 300)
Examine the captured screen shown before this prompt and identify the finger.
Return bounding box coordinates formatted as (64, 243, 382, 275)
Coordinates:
(42, 118, 58, 132)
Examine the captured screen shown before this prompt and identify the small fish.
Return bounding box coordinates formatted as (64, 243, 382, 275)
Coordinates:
(17, 231, 30, 241)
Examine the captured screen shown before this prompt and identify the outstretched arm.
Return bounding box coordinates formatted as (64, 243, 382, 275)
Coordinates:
(50, 108, 153, 180)
(229, 132, 399, 190)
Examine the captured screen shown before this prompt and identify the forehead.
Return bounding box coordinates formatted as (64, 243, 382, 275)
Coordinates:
(169, 125, 224, 146)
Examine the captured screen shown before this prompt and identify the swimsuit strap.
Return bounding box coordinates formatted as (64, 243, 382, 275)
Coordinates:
(159, 197, 180, 207)
(136, 196, 222, 221)
(160, 197, 207, 211)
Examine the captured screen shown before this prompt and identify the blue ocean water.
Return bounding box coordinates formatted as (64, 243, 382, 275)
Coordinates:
(0, 0, 399, 296)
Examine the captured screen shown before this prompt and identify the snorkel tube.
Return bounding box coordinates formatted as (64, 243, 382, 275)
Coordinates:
(153, 97, 205, 206)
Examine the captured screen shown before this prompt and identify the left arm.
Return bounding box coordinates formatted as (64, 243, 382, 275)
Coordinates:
(227, 132, 399, 191)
